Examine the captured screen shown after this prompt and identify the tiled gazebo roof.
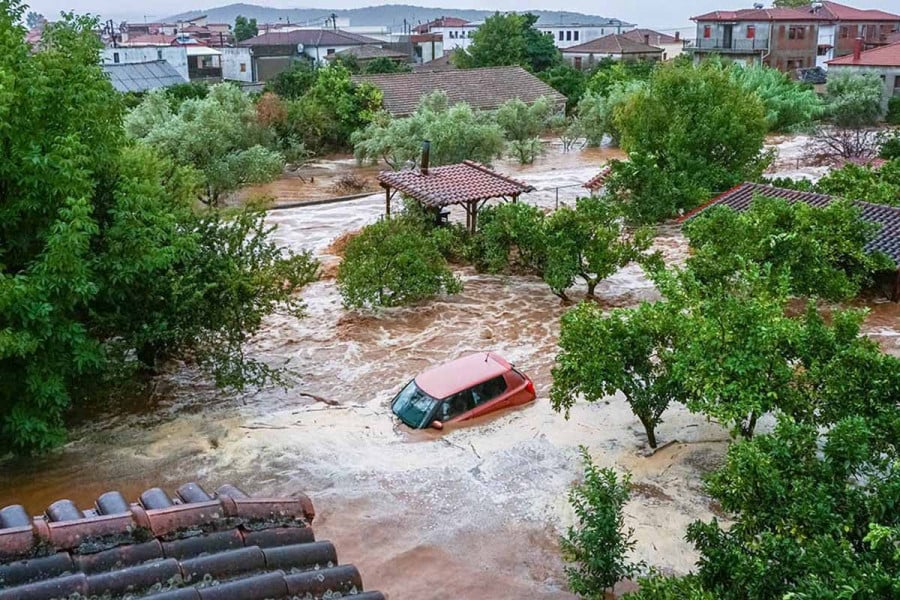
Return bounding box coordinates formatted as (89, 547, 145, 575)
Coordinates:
(682, 182, 900, 264)
(0, 482, 384, 600)
(583, 165, 613, 192)
(378, 160, 535, 208)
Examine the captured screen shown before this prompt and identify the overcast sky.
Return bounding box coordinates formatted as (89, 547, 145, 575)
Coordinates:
(24, 0, 900, 31)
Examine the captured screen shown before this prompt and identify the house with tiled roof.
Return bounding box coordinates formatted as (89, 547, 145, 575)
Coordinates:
(689, 6, 826, 73)
(412, 16, 470, 34)
(828, 39, 900, 111)
(811, 1, 900, 67)
(561, 33, 663, 70)
(537, 19, 636, 50)
(620, 28, 685, 61)
(0, 482, 385, 600)
(238, 29, 384, 79)
(352, 65, 566, 116)
(683, 182, 900, 298)
(325, 44, 409, 68)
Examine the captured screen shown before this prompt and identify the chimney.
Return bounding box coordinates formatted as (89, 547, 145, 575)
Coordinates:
(644, 33, 650, 45)
(421, 140, 430, 175)
(854, 37, 862, 61)
(675, 31, 680, 42)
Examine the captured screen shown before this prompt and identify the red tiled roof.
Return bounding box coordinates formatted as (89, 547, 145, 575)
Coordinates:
(412, 52, 457, 72)
(378, 160, 535, 208)
(693, 8, 827, 22)
(828, 39, 900, 66)
(125, 33, 177, 45)
(412, 17, 470, 33)
(353, 66, 565, 116)
(239, 29, 381, 48)
(620, 28, 679, 45)
(0, 482, 384, 600)
(682, 182, 900, 264)
(583, 165, 613, 191)
(561, 33, 663, 55)
(816, 1, 900, 22)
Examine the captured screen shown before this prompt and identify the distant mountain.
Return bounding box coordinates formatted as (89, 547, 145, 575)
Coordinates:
(163, 3, 630, 29)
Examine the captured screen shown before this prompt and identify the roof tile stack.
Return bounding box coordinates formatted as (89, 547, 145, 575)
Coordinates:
(0, 483, 384, 600)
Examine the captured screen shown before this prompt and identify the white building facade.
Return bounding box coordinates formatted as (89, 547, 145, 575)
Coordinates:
(100, 46, 189, 82)
(539, 22, 635, 49)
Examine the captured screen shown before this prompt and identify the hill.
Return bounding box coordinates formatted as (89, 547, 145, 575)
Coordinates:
(164, 3, 630, 29)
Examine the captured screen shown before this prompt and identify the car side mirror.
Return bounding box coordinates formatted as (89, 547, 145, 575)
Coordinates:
(430, 420, 444, 430)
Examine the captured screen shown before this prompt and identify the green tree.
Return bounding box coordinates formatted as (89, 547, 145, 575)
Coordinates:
(362, 56, 411, 74)
(887, 96, 900, 124)
(608, 62, 769, 222)
(586, 59, 654, 97)
(125, 83, 283, 206)
(574, 82, 644, 147)
(328, 52, 360, 73)
(495, 96, 555, 164)
(352, 91, 505, 168)
(539, 64, 587, 111)
(233, 15, 258, 42)
(562, 448, 643, 598)
(0, 4, 317, 453)
(455, 12, 561, 72)
(25, 10, 44, 29)
(825, 70, 884, 128)
(552, 301, 679, 448)
(337, 217, 462, 308)
(542, 197, 655, 299)
(475, 202, 547, 274)
(684, 196, 893, 301)
(728, 64, 823, 132)
(265, 60, 316, 99)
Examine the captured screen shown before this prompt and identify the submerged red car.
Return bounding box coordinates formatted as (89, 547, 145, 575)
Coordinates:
(391, 352, 536, 429)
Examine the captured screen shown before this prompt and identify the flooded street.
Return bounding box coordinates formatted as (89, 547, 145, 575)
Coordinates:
(2, 139, 897, 599)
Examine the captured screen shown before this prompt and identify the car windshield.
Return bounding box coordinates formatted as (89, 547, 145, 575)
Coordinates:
(391, 380, 438, 429)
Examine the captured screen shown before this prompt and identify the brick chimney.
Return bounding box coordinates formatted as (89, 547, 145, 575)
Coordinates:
(675, 31, 680, 42)
(854, 37, 862, 61)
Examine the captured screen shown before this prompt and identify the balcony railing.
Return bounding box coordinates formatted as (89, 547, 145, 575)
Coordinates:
(188, 66, 223, 81)
(685, 38, 770, 52)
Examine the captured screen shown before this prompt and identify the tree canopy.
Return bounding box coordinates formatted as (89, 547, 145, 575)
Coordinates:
(0, 3, 317, 453)
(454, 12, 561, 72)
(825, 70, 884, 128)
(233, 15, 258, 42)
(605, 62, 770, 223)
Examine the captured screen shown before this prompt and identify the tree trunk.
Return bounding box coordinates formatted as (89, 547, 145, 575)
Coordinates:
(586, 278, 598, 297)
(638, 413, 658, 449)
(741, 411, 759, 440)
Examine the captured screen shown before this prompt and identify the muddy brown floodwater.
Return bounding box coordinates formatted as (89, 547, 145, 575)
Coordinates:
(2, 139, 897, 599)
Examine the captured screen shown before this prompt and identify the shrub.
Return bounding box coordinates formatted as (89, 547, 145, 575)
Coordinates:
(887, 96, 900, 124)
(337, 217, 462, 308)
(561, 448, 642, 597)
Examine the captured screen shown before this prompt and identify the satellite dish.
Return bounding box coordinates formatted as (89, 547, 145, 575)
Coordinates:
(296, 43, 305, 53)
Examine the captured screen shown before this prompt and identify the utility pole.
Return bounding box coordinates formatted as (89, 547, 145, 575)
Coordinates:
(330, 12, 337, 30)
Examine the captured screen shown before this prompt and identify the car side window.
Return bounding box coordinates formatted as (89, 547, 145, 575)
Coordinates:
(470, 376, 508, 405)
(439, 390, 476, 421)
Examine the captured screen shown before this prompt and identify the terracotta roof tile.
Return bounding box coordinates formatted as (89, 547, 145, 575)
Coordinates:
(412, 16, 470, 33)
(239, 29, 381, 48)
(817, 1, 900, 22)
(0, 483, 384, 600)
(326, 45, 407, 61)
(583, 165, 612, 191)
(353, 66, 565, 116)
(693, 8, 827, 22)
(561, 33, 663, 55)
(682, 182, 900, 264)
(378, 160, 535, 207)
(828, 39, 900, 66)
(620, 28, 679, 45)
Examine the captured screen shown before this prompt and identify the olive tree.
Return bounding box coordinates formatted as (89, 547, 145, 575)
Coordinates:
(125, 84, 283, 206)
(552, 301, 679, 448)
(495, 96, 556, 164)
(352, 91, 505, 169)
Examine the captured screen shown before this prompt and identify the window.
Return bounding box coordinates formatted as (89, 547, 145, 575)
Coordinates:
(573, 56, 582, 69)
(113, 52, 120, 63)
(471, 376, 508, 405)
(326, 48, 335, 55)
(559, 30, 564, 41)
(574, 30, 579, 41)
(157, 49, 163, 60)
(438, 390, 477, 422)
(817, 45, 829, 56)
(240, 63, 246, 72)
(566, 31, 572, 41)
(703, 25, 711, 39)
(894, 75, 900, 96)
(747, 25, 755, 39)
(839, 25, 851, 39)
(788, 26, 805, 40)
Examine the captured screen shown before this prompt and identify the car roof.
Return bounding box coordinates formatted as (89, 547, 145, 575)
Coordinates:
(414, 352, 512, 399)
